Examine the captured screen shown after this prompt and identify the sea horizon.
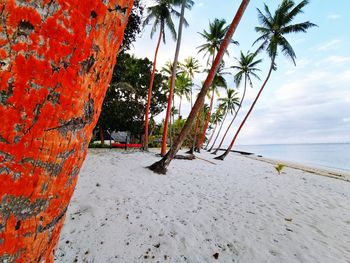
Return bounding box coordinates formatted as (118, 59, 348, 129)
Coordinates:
(230, 143, 350, 172)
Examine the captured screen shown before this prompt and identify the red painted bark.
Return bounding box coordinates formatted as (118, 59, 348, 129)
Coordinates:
(0, 0, 133, 261)
(143, 28, 162, 150)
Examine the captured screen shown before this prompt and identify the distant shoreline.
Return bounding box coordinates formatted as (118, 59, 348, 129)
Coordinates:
(215, 148, 350, 182)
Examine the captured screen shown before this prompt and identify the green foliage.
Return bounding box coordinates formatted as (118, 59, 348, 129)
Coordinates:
(97, 53, 168, 137)
(254, 0, 317, 65)
(275, 164, 286, 175)
(120, 0, 144, 52)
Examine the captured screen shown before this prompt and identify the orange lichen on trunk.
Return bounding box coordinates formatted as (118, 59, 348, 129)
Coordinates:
(0, 0, 133, 261)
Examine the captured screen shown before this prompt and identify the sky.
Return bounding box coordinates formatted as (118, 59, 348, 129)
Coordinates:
(129, 0, 350, 145)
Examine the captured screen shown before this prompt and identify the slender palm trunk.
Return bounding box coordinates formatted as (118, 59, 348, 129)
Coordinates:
(212, 76, 247, 155)
(144, 27, 163, 150)
(0, 0, 133, 260)
(204, 122, 218, 150)
(161, 1, 186, 156)
(198, 88, 215, 150)
(208, 111, 228, 151)
(179, 97, 182, 118)
(197, 53, 215, 150)
(215, 58, 274, 160)
(148, 0, 250, 174)
(187, 111, 201, 154)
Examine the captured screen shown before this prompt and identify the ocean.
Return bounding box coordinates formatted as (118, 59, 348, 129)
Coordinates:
(234, 143, 350, 172)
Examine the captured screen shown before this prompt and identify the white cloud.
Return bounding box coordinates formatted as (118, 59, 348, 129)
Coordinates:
(327, 14, 341, 20)
(316, 39, 342, 51)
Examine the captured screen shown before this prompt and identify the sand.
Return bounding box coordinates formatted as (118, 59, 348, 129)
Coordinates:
(56, 149, 350, 262)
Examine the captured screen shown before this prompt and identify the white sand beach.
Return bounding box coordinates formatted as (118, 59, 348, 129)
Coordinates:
(56, 149, 350, 262)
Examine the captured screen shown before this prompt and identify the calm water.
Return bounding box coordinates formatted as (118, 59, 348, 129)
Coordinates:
(234, 143, 350, 172)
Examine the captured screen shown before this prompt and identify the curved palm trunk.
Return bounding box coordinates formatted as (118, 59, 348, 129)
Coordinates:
(186, 111, 201, 154)
(212, 76, 247, 155)
(204, 122, 218, 150)
(149, 0, 250, 174)
(179, 97, 182, 118)
(143, 27, 163, 151)
(215, 58, 274, 160)
(208, 111, 228, 151)
(160, 1, 186, 156)
(197, 88, 215, 150)
(0, 1, 133, 261)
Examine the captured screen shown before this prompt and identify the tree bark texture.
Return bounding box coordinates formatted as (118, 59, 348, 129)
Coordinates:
(0, 0, 133, 261)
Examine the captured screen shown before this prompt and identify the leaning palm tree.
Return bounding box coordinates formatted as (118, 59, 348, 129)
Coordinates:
(161, 0, 194, 156)
(148, 0, 251, 174)
(208, 89, 240, 152)
(196, 19, 237, 151)
(174, 73, 192, 117)
(215, 0, 316, 160)
(212, 51, 262, 155)
(143, 0, 180, 150)
(197, 63, 228, 151)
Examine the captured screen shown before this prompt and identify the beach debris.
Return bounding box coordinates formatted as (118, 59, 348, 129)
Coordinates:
(275, 164, 285, 175)
(284, 218, 293, 222)
(286, 228, 293, 232)
(213, 252, 219, 259)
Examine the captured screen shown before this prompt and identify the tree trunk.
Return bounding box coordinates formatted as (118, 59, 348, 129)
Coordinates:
(160, 0, 186, 156)
(204, 122, 218, 150)
(143, 24, 163, 151)
(198, 88, 215, 149)
(99, 126, 105, 146)
(0, 0, 133, 261)
(215, 58, 275, 160)
(186, 111, 201, 154)
(178, 97, 182, 118)
(212, 76, 247, 155)
(208, 111, 228, 151)
(148, 0, 250, 174)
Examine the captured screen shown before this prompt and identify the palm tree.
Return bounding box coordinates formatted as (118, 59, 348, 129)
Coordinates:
(179, 56, 201, 107)
(143, 0, 180, 150)
(196, 18, 238, 151)
(161, 0, 194, 156)
(215, 0, 316, 160)
(148, 0, 251, 174)
(212, 51, 262, 155)
(208, 89, 240, 152)
(204, 107, 225, 149)
(196, 63, 228, 151)
(174, 73, 192, 117)
(0, 0, 133, 259)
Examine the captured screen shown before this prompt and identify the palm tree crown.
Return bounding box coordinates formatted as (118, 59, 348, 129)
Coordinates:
(233, 51, 262, 88)
(218, 89, 240, 115)
(197, 18, 239, 63)
(179, 56, 201, 80)
(143, 0, 182, 43)
(254, 0, 317, 65)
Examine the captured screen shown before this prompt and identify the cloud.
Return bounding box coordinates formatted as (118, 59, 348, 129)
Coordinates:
(316, 39, 342, 51)
(327, 14, 341, 20)
(319, 56, 350, 65)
